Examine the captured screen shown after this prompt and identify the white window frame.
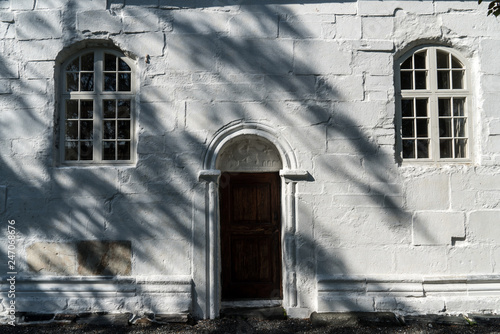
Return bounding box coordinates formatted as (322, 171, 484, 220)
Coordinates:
(395, 46, 472, 163)
(59, 48, 137, 166)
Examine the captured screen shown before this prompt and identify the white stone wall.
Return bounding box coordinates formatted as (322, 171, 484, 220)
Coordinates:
(0, 0, 500, 322)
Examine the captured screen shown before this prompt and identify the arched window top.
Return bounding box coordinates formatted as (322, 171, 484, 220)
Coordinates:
(396, 46, 471, 163)
(59, 48, 137, 165)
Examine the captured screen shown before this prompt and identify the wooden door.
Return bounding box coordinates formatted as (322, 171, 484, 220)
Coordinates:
(220, 172, 282, 300)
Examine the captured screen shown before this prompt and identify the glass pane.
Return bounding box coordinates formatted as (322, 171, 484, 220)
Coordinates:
(80, 120, 93, 140)
(117, 141, 131, 160)
(103, 142, 116, 160)
(118, 58, 131, 71)
(402, 140, 415, 159)
(414, 51, 426, 69)
(437, 70, 450, 89)
(104, 73, 116, 91)
(455, 139, 467, 158)
(401, 72, 413, 90)
(117, 100, 131, 118)
(402, 119, 414, 137)
(401, 57, 412, 69)
(80, 100, 93, 118)
(80, 73, 94, 91)
(81, 53, 94, 71)
(103, 100, 116, 118)
(454, 118, 467, 137)
(415, 71, 427, 89)
(436, 50, 449, 68)
(80, 141, 93, 160)
(451, 56, 463, 69)
(439, 98, 451, 116)
(65, 142, 78, 160)
(118, 121, 130, 139)
(415, 99, 428, 117)
(416, 119, 428, 137)
(118, 73, 131, 91)
(453, 98, 465, 116)
(66, 73, 79, 92)
(440, 139, 452, 158)
(452, 70, 464, 89)
(401, 99, 413, 117)
(417, 140, 429, 158)
(105, 54, 117, 71)
(103, 120, 116, 139)
(65, 121, 78, 140)
(439, 118, 452, 137)
(66, 57, 79, 72)
(65, 100, 78, 119)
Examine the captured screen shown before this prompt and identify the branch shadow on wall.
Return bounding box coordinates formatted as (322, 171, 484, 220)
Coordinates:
(0, 0, 439, 324)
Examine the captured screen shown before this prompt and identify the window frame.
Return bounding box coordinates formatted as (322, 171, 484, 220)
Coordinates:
(59, 48, 137, 166)
(395, 46, 472, 164)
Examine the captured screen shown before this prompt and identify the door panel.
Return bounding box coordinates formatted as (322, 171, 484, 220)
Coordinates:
(220, 172, 282, 300)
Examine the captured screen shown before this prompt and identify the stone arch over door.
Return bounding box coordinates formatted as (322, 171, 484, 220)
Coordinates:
(198, 121, 309, 319)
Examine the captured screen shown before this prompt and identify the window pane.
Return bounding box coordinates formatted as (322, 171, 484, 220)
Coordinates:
(117, 100, 131, 118)
(451, 56, 463, 69)
(81, 53, 94, 71)
(80, 100, 93, 118)
(80, 141, 93, 160)
(118, 121, 131, 139)
(416, 119, 428, 137)
(454, 118, 467, 137)
(118, 58, 131, 71)
(66, 73, 79, 92)
(80, 73, 94, 91)
(437, 70, 450, 89)
(453, 98, 465, 116)
(452, 70, 464, 89)
(417, 140, 429, 158)
(439, 118, 452, 137)
(415, 99, 428, 117)
(103, 142, 116, 160)
(455, 139, 467, 158)
(118, 73, 131, 91)
(436, 50, 449, 68)
(402, 119, 414, 137)
(103, 100, 116, 118)
(440, 139, 452, 158)
(103, 120, 116, 139)
(439, 98, 451, 116)
(104, 73, 116, 91)
(414, 51, 426, 69)
(80, 120, 93, 140)
(117, 141, 131, 160)
(105, 54, 117, 71)
(65, 142, 78, 160)
(401, 99, 413, 117)
(66, 58, 79, 72)
(65, 121, 78, 140)
(415, 71, 427, 89)
(402, 140, 415, 159)
(66, 100, 78, 119)
(401, 71, 413, 90)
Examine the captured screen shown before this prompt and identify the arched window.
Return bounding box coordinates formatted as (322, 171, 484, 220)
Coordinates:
(60, 49, 136, 164)
(396, 46, 471, 162)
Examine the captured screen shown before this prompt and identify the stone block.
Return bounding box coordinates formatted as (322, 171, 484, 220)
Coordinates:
(228, 13, 278, 38)
(412, 211, 465, 246)
(362, 16, 394, 40)
(481, 40, 500, 75)
(10, 0, 34, 10)
(317, 247, 395, 275)
(316, 75, 364, 101)
(353, 52, 392, 76)
(77, 240, 131, 276)
(26, 242, 77, 275)
(359, 1, 434, 16)
(279, 14, 331, 39)
(335, 15, 361, 40)
(24, 61, 54, 79)
(123, 10, 159, 33)
(405, 174, 450, 210)
(448, 247, 492, 274)
(166, 35, 217, 72)
(264, 75, 316, 101)
(77, 10, 122, 34)
(294, 40, 351, 75)
(469, 211, 500, 244)
(15, 10, 62, 40)
(0, 59, 18, 79)
(18, 39, 63, 61)
(394, 247, 447, 275)
(0, 80, 11, 94)
(317, 295, 375, 312)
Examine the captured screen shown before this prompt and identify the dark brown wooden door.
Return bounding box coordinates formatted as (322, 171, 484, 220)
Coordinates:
(220, 172, 282, 300)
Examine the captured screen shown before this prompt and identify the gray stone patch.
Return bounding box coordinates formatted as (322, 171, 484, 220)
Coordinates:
(77, 240, 132, 276)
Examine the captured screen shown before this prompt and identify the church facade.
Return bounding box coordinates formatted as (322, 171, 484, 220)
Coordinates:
(1, 0, 500, 323)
